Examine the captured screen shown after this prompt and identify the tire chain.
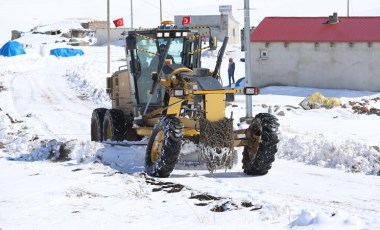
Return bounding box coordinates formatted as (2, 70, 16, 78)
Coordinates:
(199, 117, 235, 173)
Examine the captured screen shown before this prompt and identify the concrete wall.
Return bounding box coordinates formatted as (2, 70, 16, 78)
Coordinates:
(225, 16, 240, 44)
(95, 28, 131, 45)
(174, 15, 240, 44)
(251, 42, 380, 91)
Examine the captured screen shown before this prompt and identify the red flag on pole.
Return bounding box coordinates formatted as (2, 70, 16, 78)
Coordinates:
(182, 16, 191, 25)
(113, 18, 124, 27)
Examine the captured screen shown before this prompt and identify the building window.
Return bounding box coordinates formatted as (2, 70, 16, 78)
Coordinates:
(232, 29, 235, 37)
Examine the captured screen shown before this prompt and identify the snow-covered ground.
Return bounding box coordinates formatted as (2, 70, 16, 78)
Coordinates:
(1, 19, 380, 230)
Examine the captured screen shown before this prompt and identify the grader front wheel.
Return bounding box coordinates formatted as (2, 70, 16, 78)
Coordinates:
(145, 116, 183, 178)
(242, 113, 280, 176)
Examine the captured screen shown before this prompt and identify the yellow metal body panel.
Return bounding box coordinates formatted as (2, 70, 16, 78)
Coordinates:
(136, 127, 153, 136)
(205, 94, 225, 121)
(183, 128, 199, 136)
(191, 89, 244, 95)
(166, 97, 182, 116)
(136, 126, 198, 137)
(111, 70, 133, 115)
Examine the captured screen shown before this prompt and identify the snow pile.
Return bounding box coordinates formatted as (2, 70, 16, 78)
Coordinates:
(0, 110, 101, 163)
(278, 134, 380, 175)
(66, 66, 111, 108)
(290, 210, 364, 230)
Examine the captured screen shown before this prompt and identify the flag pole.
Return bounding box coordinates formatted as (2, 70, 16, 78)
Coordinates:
(131, 0, 134, 29)
(244, 0, 252, 117)
(160, 0, 162, 23)
(107, 0, 110, 73)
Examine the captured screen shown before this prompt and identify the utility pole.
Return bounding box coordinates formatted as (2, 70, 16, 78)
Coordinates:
(244, 0, 252, 117)
(131, 0, 134, 28)
(107, 0, 110, 73)
(347, 0, 350, 17)
(160, 0, 163, 23)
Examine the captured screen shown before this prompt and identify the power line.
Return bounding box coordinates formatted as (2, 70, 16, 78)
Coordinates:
(140, 0, 175, 16)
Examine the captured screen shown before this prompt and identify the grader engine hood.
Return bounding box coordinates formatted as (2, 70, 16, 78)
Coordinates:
(178, 68, 224, 90)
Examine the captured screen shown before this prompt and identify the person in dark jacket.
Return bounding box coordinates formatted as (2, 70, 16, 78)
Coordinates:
(228, 57, 235, 87)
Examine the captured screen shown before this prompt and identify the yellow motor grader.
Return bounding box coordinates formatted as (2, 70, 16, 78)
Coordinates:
(91, 22, 279, 177)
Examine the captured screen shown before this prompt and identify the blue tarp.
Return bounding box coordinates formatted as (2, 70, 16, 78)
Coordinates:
(0, 41, 26, 57)
(50, 48, 84, 57)
(236, 77, 245, 88)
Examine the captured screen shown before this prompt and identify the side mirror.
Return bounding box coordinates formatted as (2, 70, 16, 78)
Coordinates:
(209, 36, 217, 50)
(126, 35, 137, 50)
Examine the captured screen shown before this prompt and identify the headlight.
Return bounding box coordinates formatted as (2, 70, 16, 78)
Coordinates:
(175, 32, 182, 37)
(244, 87, 260, 95)
(164, 32, 170, 37)
(157, 32, 163, 38)
(182, 32, 188, 37)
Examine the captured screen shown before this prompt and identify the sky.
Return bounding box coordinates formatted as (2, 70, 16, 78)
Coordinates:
(1, 0, 380, 44)
(1, 2, 380, 229)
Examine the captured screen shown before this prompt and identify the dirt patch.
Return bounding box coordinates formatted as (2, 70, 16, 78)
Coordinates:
(190, 193, 221, 201)
(6, 113, 23, 123)
(344, 97, 380, 116)
(47, 141, 71, 162)
(143, 174, 263, 212)
(0, 83, 6, 92)
(145, 177, 185, 193)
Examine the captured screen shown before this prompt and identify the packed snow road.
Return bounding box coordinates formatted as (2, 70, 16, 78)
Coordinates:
(1, 59, 94, 140)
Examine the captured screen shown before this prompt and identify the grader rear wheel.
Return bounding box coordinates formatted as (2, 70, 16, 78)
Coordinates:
(242, 113, 280, 176)
(145, 116, 183, 178)
(102, 109, 126, 142)
(91, 108, 107, 142)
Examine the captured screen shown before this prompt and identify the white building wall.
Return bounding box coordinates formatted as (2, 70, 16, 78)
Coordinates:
(95, 28, 130, 45)
(251, 42, 380, 91)
(174, 15, 240, 44)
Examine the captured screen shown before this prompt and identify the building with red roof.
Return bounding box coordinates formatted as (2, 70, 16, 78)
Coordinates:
(250, 13, 380, 91)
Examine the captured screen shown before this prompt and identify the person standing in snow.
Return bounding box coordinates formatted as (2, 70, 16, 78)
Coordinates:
(228, 57, 235, 87)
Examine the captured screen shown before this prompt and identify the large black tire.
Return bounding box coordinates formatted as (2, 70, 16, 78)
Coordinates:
(91, 108, 107, 142)
(242, 113, 280, 176)
(145, 116, 183, 178)
(103, 109, 127, 142)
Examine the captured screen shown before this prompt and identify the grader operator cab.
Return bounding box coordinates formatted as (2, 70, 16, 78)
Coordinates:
(91, 21, 280, 178)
